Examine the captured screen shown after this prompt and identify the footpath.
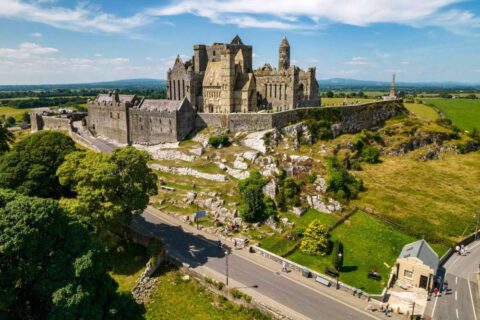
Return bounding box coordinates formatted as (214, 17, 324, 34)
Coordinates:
(136, 206, 405, 320)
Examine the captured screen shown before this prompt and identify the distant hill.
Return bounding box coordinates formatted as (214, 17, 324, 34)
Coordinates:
(0, 79, 166, 91)
(318, 78, 480, 90)
(0, 78, 478, 91)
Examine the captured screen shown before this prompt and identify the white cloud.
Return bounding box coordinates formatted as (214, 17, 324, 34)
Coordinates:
(0, 0, 152, 34)
(400, 61, 410, 65)
(0, 42, 57, 59)
(345, 57, 375, 67)
(374, 50, 390, 59)
(29, 32, 42, 37)
(147, 0, 479, 33)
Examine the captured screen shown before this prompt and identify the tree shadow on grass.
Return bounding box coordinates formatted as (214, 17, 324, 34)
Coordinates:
(340, 265, 358, 273)
(108, 241, 149, 276)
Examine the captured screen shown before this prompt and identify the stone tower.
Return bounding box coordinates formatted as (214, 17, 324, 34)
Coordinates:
(278, 36, 290, 70)
(390, 74, 396, 98)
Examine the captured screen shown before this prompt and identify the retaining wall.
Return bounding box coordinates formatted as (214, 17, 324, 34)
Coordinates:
(195, 100, 406, 134)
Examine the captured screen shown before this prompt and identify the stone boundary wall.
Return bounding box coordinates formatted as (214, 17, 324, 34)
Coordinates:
(195, 100, 406, 134)
(252, 246, 371, 299)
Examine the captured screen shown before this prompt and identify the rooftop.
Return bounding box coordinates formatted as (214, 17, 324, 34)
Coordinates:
(399, 239, 439, 271)
(137, 99, 184, 112)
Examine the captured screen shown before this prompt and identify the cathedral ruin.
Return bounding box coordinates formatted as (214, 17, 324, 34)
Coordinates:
(167, 35, 320, 113)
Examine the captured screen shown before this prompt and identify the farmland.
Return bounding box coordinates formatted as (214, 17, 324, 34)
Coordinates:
(424, 98, 480, 131)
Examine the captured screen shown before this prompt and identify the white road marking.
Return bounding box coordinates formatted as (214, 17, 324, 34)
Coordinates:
(455, 291, 458, 301)
(431, 295, 439, 318)
(468, 278, 478, 320)
(456, 277, 458, 284)
(456, 308, 459, 319)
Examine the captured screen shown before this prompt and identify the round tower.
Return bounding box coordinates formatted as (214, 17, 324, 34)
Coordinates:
(278, 36, 290, 70)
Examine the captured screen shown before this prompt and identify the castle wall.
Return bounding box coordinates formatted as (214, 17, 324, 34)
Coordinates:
(195, 100, 406, 135)
(129, 109, 178, 144)
(87, 101, 130, 144)
(176, 101, 196, 140)
(41, 117, 72, 132)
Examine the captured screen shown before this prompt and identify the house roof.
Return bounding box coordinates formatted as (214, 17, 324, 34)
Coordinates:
(137, 99, 185, 112)
(399, 239, 439, 271)
(96, 93, 136, 103)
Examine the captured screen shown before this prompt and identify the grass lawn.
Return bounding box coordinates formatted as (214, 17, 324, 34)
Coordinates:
(260, 209, 339, 256)
(353, 152, 480, 245)
(404, 102, 439, 121)
(0, 106, 30, 121)
(425, 98, 480, 131)
(286, 211, 417, 294)
(107, 241, 149, 292)
(146, 264, 270, 320)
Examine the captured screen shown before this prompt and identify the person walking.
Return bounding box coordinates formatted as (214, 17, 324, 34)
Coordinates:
(282, 261, 287, 272)
(443, 280, 449, 292)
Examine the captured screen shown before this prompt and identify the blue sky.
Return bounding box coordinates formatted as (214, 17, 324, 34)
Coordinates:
(0, 0, 479, 85)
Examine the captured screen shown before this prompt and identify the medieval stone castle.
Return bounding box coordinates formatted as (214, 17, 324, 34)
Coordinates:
(167, 35, 319, 113)
(86, 36, 321, 145)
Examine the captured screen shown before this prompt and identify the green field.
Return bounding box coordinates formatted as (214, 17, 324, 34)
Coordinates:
(353, 152, 480, 245)
(426, 99, 480, 131)
(261, 210, 426, 293)
(404, 102, 439, 121)
(0, 106, 30, 121)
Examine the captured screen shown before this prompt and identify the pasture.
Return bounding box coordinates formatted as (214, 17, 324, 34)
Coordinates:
(425, 98, 480, 131)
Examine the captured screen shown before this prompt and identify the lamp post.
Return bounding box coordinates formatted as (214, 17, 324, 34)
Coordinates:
(337, 252, 342, 289)
(225, 250, 229, 286)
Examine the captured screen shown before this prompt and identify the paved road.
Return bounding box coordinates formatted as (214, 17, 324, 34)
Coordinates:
(427, 241, 480, 320)
(132, 207, 377, 320)
(71, 122, 118, 153)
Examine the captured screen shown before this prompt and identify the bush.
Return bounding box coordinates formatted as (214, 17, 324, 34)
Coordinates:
(239, 171, 275, 222)
(305, 119, 333, 142)
(361, 146, 380, 164)
(208, 134, 230, 148)
(230, 288, 252, 303)
(332, 241, 344, 271)
(306, 173, 317, 184)
(325, 157, 364, 201)
(300, 220, 329, 256)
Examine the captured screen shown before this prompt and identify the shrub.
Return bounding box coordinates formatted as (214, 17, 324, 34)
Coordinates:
(325, 157, 364, 201)
(361, 146, 380, 164)
(306, 173, 317, 184)
(300, 219, 329, 256)
(215, 281, 225, 290)
(230, 288, 252, 303)
(239, 171, 275, 222)
(208, 134, 230, 148)
(332, 241, 344, 271)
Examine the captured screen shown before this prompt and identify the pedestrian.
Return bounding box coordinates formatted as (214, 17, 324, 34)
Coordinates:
(433, 287, 438, 297)
(366, 301, 373, 311)
(282, 261, 287, 272)
(456, 245, 460, 255)
(234, 239, 237, 248)
(443, 280, 449, 292)
(461, 244, 465, 255)
(217, 240, 222, 248)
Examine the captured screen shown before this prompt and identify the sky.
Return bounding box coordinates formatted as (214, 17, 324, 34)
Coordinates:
(0, 0, 479, 85)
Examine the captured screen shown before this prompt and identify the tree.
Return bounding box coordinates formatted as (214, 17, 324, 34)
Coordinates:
(0, 131, 76, 198)
(4, 116, 15, 128)
(332, 241, 344, 271)
(326, 91, 334, 98)
(57, 147, 158, 247)
(300, 219, 329, 256)
(325, 157, 364, 200)
(238, 171, 272, 222)
(0, 121, 14, 154)
(0, 190, 143, 319)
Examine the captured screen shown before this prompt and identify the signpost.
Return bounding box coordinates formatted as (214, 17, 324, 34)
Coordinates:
(195, 210, 207, 229)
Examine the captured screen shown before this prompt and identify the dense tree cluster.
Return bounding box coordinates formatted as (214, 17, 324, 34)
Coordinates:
(57, 147, 158, 247)
(0, 121, 14, 154)
(0, 131, 76, 198)
(0, 190, 143, 319)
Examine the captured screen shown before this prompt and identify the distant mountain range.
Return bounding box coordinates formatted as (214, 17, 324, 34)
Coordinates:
(0, 78, 478, 91)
